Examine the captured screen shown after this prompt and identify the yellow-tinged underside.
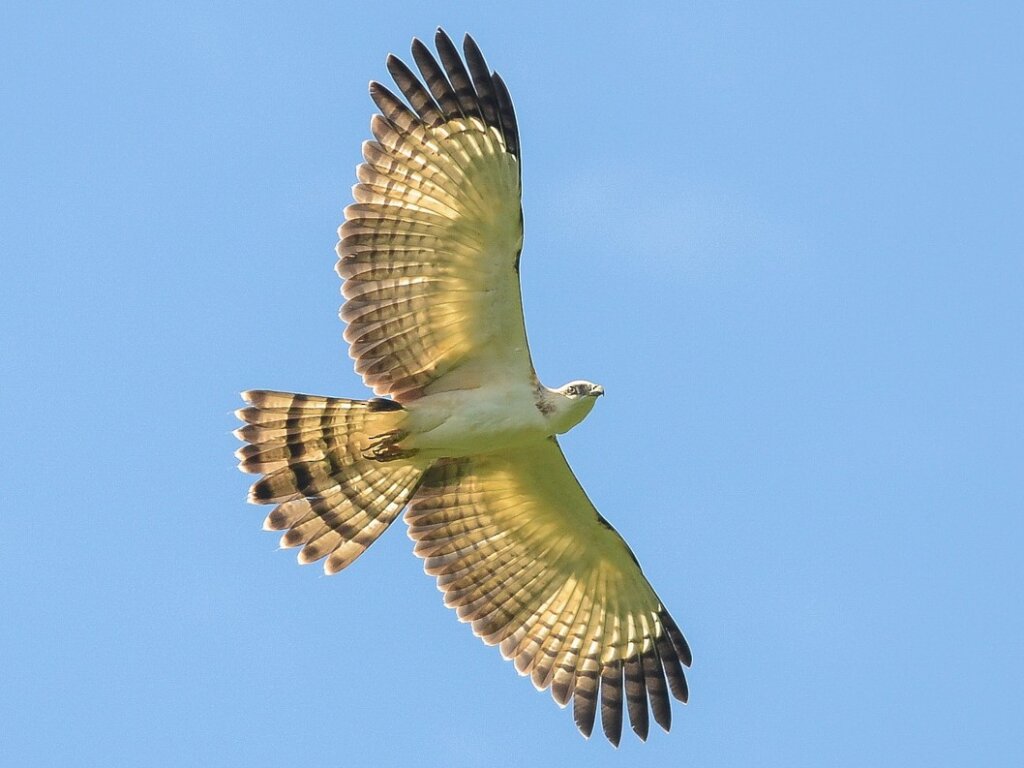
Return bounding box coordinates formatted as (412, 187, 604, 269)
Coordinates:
(407, 440, 671, 679)
(339, 115, 528, 401)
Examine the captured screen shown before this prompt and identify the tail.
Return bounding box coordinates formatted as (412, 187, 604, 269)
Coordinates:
(235, 390, 429, 574)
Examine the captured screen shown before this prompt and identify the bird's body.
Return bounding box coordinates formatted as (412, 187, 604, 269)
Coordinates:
(236, 29, 691, 745)
(401, 381, 587, 456)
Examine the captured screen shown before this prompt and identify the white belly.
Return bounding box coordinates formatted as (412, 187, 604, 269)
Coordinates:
(404, 382, 549, 457)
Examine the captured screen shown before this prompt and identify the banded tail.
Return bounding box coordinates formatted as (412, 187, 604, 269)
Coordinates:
(234, 390, 429, 573)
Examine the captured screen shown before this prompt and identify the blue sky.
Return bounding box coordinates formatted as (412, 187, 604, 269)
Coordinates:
(2, 1, 1022, 765)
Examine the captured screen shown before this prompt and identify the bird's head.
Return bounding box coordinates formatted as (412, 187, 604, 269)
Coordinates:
(558, 380, 605, 400)
(546, 379, 604, 434)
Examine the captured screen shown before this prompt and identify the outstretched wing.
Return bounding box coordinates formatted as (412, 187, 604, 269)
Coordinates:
(338, 30, 530, 401)
(405, 439, 691, 745)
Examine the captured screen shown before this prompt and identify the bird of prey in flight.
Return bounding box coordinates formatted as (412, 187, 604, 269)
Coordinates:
(235, 29, 691, 745)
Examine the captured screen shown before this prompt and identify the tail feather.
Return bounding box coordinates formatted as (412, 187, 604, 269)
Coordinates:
(235, 389, 429, 573)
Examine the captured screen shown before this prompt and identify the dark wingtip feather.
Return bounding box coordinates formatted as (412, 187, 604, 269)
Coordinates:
(661, 609, 692, 667)
(385, 53, 443, 126)
(369, 81, 418, 128)
(657, 631, 690, 704)
(491, 72, 520, 159)
(573, 669, 599, 738)
(624, 655, 649, 741)
(434, 26, 453, 47)
(411, 36, 463, 119)
(434, 29, 480, 120)
(600, 661, 624, 747)
(462, 34, 501, 131)
(644, 648, 672, 733)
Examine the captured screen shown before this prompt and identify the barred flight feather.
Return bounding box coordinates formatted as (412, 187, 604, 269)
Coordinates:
(601, 661, 625, 746)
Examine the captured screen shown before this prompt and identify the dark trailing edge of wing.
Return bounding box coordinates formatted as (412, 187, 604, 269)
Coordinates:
(370, 28, 520, 162)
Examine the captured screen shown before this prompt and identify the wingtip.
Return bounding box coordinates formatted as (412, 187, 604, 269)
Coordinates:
(656, 714, 672, 734)
(435, 27, 457, 51)
(385, 53, 407, 80)
(462, 33, 485, 65)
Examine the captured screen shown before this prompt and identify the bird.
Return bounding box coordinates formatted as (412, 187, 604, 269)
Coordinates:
(235, 29, 691, 745)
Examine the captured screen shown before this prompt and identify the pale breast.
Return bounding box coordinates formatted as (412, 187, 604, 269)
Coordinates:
(403, 381, 550, 457)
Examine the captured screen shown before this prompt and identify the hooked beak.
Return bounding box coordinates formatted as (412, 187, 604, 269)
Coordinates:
(592, 385, 605, 397)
